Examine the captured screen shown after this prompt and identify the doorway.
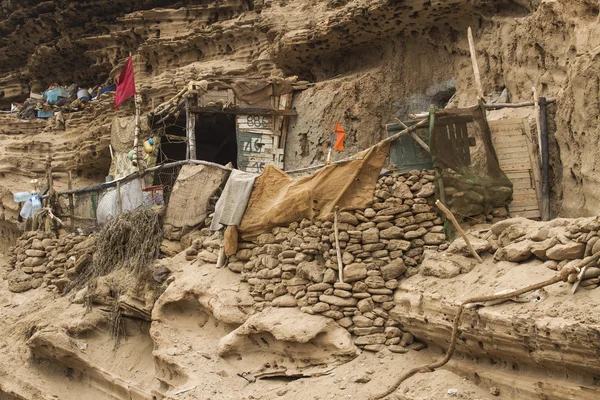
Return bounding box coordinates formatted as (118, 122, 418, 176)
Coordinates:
(195, 113, 238, 167)
(155, 112, 238, 167)
(153, 112, 238, 202)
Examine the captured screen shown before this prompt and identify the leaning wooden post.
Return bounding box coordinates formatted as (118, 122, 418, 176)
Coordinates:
(334, 206, 344, 283)
(116, 181, 122, 216)
(68, 172, 74, 228)
(429, 106, 447, 206)
(435, 200, 483, 263)
(467, 27, 485, 101)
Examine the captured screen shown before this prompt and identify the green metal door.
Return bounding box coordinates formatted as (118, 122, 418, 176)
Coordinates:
(386, 120, 433, 173)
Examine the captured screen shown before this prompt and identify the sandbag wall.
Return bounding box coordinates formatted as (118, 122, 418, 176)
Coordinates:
(191, 169, 450, 352)
(7, 232, 95, 293)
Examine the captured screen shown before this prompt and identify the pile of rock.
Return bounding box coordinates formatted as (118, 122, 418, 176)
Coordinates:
(191, 169, 449, 351)
(7, 231, 95, 293)
(484, 216, 600, 290)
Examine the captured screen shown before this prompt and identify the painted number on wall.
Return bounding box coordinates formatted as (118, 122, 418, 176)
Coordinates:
(240, 136, 264, 152)
(245, 115, 270, 128)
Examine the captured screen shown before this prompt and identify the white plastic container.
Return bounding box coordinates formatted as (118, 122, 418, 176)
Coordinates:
(20, 199, 32, 218)
(20, 194, 42, 218)
(31, 194, 42, 214)
(13, 192, 31, 203)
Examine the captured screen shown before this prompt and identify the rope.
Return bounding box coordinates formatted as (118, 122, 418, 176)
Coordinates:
(368, 251, 600, 400)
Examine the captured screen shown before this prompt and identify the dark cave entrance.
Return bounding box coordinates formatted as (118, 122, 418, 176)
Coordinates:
(156, 112, 238, 167)
(153, 112, 238, 202)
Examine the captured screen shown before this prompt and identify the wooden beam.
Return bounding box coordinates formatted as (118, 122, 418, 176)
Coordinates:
(468, 27, 485, 101)
(190, 106, 297, 116)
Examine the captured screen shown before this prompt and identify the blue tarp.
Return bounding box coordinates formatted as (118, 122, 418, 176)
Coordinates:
(43, 87, 68, 105)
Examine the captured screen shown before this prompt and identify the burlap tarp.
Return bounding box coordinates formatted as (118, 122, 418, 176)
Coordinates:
(188, 77, 294, 105)
(238, 141, 390, 240)
(224, 77, 293, 105)
(164, 164, 229, 233)
(109, 116, 156, 178)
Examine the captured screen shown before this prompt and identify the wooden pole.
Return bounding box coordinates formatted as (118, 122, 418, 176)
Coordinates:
(467, 27, 485, 101)
(429, 106, 446, 205)
(539, 97, 550, 221)
(187, 95, 197, 160)
(133, 93, 141, 169)
(68, 171, 74, 228)
(334, 206, 344, 283)
(116, 181, 122, 216)
(435, 200, 483, 263)
(185, 96, 191, 161)
(532, 87, 542, 162)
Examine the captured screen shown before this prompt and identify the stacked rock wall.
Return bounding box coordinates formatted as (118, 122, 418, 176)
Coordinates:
(7, 232, 95, 293)
(191, 169, 449, 351)
(487, 216, 600, 291)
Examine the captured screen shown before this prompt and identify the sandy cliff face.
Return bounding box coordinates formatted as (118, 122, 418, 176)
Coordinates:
(0, 0, 599, 229)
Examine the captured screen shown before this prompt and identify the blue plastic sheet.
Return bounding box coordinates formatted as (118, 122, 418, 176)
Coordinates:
(43, 87, 68, 105)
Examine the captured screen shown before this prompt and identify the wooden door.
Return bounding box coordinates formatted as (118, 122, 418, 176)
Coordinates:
(489, 119, 542, 219)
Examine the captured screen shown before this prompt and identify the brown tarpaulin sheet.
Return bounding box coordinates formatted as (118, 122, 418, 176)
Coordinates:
(238, 141, 390, 240)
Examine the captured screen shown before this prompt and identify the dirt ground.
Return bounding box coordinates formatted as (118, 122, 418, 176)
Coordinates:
(0, 251, 501, 400)
(2, 238, 598, 400)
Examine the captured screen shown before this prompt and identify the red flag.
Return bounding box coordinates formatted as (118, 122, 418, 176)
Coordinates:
(333, 122, 347, 151)
(114, 56, 136, 108)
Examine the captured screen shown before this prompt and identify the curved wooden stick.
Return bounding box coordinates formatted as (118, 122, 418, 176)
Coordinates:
(369, 252, 600, 400)
(435, 200, 483, 263)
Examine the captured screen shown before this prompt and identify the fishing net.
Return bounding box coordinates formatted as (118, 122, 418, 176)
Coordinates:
(429, 104, 513, 230)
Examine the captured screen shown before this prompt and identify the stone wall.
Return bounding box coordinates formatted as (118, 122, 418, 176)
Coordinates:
(190, 169, 450, 352)
(7, 232, 95, 293)
(487, 216, 600, 291)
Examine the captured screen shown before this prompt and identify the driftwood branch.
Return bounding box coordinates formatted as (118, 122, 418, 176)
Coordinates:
(435, 200, 483, 263)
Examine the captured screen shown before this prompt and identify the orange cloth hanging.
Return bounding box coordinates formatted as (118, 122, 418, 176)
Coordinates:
(333, 122, 347, 151)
